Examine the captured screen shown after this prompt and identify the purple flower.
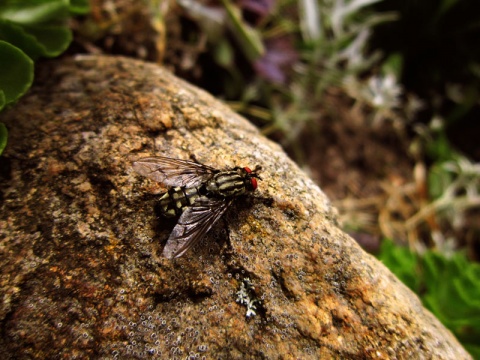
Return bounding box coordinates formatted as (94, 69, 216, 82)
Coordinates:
(240, 0, 276, 18)
(254, 37, 298, 83)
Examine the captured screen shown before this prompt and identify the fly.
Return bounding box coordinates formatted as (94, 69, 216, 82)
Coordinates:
(132, 155, 262, 258)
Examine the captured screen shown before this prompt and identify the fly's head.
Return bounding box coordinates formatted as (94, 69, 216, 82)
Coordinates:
(238, 165, 262, 192)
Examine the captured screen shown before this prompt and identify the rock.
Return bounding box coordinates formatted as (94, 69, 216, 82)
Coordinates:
(0, 55, 470, 359)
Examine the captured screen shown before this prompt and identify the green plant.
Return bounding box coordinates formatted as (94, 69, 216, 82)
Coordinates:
(408, 118, 480, 253)
(174, 0, 401, 143)
(378, 239, 480, 358)
(376, 238, 421, 291)
(0, 0, 89, 155)
(0, 123, 7, 155)
(370, 0, 480, 124)
(0, 40, 33, 111)
(248, 0, 400, 145)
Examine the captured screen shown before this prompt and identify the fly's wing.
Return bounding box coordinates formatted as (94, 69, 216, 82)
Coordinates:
(162, 197, 231, 258)
(132, 156, 217, 188)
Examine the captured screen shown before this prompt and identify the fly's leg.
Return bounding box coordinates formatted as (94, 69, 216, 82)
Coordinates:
(189, 154, 201, 164)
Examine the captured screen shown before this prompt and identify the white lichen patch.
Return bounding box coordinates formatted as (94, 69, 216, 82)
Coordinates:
(236, 277, 259, 318)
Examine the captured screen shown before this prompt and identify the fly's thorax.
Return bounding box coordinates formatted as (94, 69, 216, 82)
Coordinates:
(205, 169, 253, 198)
(159, 186, 200, 217)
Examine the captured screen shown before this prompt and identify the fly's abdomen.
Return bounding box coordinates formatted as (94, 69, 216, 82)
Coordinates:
(205, 171, 248, 197)
(159, 186, 200, 217)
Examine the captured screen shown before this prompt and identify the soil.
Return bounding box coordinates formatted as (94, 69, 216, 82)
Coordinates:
(292, 92, 415, 252)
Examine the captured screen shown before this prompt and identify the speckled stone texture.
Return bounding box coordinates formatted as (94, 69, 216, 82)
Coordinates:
(0, 55, 471, 359)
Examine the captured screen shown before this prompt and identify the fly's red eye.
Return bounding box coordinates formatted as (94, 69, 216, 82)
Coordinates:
(250, 177, 257, 190)
(244, 167, 252, 173)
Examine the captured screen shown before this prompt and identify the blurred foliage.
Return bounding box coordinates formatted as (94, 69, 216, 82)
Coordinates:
(176, 0, 478, 154)
(408, 118, 480, 253)
(378, 239, 480, 358)
(0, 123, 7, 155)
(171, 0, 410, 142)
(224, 0, 402, 149)
(0, 0, 89, 155)
(369, 0, 480, 131)
(0, 40, 33, 112)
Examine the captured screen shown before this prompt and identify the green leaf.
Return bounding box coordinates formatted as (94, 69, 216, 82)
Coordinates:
(0, 19, 45, 59)
(382, 52, 403, 79)
(0, 40, 34, 104)
(427, 162, 452, 200)
(0, 20, 72, 59)
(0, 0, 69, 25)
(0, 123, 7, 156)
(425, 130, 456, 163)
(220, 0, 264, 62)
(24, 24, 72, 57)
(378, 239, 420, 292)
(377, 240, 480, 357)
(0, 90, 5, 111)
(420, 251, 480, 355)
(213, 38, 234, 68)
(69, 0, 90, 15)
(464, 344, 480, 360)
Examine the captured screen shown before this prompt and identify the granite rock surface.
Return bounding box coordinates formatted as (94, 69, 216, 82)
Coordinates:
(0, 55, 470, 359)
